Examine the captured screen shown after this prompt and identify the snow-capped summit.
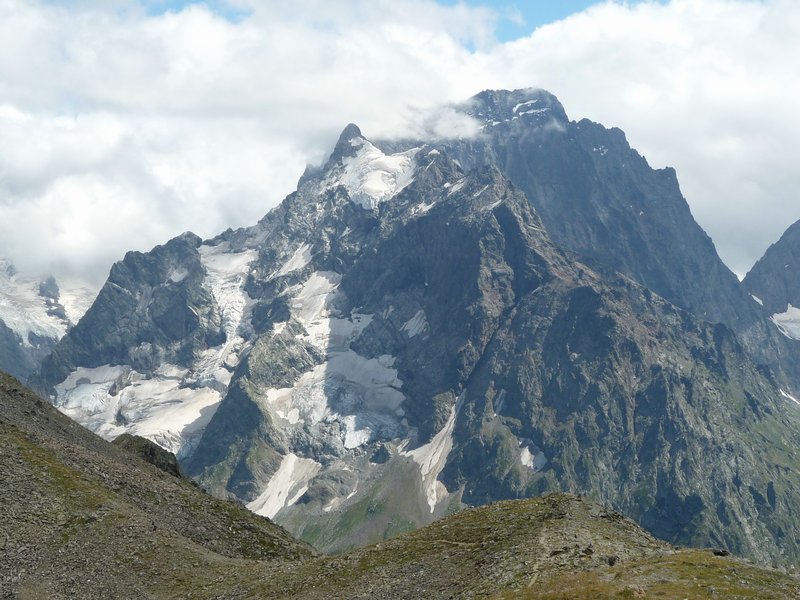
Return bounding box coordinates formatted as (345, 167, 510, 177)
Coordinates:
(321, 125, 420, 210)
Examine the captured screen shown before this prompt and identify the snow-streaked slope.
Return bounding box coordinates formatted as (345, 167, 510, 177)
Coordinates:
(194, 243, 258, 388)
(323, 138, 419, 210)
(0, 260, 94, 345)
(273, 243, 312, 279)
(771, 304, 800, 340)
(265, 270, 404, 447)
(51, 243, 257, 456)
(247, 453, 321, 519)
(401, 394, 463, 513)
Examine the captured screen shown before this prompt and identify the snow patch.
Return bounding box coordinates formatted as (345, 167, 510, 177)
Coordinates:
(401, 310, 428, 338)
(273, 243, 312, 278)
(53, 364, 221, 456)
(512, 99, 539, 113)
(324, 139, 420, 209)
(447, 178, 466, 196)
(247, 453, 321, 519)
(168, 268, 188, 284)
(402, 394, 463, 513)
(58, 280, 97, 325)
(519, 443, 548, 471)
(780, 389, 800, 407)
(486, 198, 504, 210)
(472, 184, 489, 198)
(412, 200, 437, 216)
(518, 108, 549, 117)
(771, 304, 800, 340)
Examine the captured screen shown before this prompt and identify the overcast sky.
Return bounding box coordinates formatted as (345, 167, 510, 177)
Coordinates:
(0, 0, 797, 287)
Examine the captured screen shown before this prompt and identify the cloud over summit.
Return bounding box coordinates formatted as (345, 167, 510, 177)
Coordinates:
(0, 0, 798, 284)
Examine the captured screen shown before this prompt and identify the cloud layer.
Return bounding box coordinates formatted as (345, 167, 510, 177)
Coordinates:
(0, 0, 798, 285)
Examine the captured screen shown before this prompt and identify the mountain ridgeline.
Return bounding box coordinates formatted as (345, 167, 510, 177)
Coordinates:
(32, 89, 800, 565)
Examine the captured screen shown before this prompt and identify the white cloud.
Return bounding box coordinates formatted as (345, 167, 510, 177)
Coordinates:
(0, 0, 797, 285)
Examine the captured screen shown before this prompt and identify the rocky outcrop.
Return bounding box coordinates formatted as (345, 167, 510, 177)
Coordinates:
(112, 433, 183, 478)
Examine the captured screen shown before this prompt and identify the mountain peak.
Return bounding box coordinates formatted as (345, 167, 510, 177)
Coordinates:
(463, 87, 569, 125)
(339, 122, 363, 142)
(315, 123, 422, 210)
(329, 122, 366, 163)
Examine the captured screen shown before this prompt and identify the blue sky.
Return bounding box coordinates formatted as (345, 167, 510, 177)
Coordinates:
(139, 0, 619, 39)
(442, 0, 607, 40)
(138, 1, 669, 41)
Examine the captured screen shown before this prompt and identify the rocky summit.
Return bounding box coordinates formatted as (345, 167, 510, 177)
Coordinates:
(29, 89, 800, 567)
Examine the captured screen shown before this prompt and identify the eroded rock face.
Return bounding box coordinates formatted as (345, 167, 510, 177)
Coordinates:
(35, 92, 800, 563)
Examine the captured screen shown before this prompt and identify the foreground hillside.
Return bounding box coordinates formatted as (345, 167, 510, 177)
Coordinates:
(3, 372, 799, 598)
(0, 371, 311, 598)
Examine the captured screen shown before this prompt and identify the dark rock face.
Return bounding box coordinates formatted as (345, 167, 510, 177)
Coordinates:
(0, 320, 48, 380)
(112, 433, 183, 477)
(35, 93, 800, 564)
(35, 232, 221, 392)
(429, 89, 763, 332)
(744, 219, 800, 314)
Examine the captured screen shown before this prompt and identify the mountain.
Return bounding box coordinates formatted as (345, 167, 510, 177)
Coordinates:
(744, 219, 800, 338)
(421, 89, 763, 329)
(33, 94, 800, 564)
(383, 89, 796, 382)
(3, 377, 798, 598)
(0, 258, 94, 380)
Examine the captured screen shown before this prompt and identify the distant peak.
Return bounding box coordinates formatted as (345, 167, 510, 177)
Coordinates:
(329, 123, 366, 164)
(339, 123, 363, 142)
(463, 88, 569, 125)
